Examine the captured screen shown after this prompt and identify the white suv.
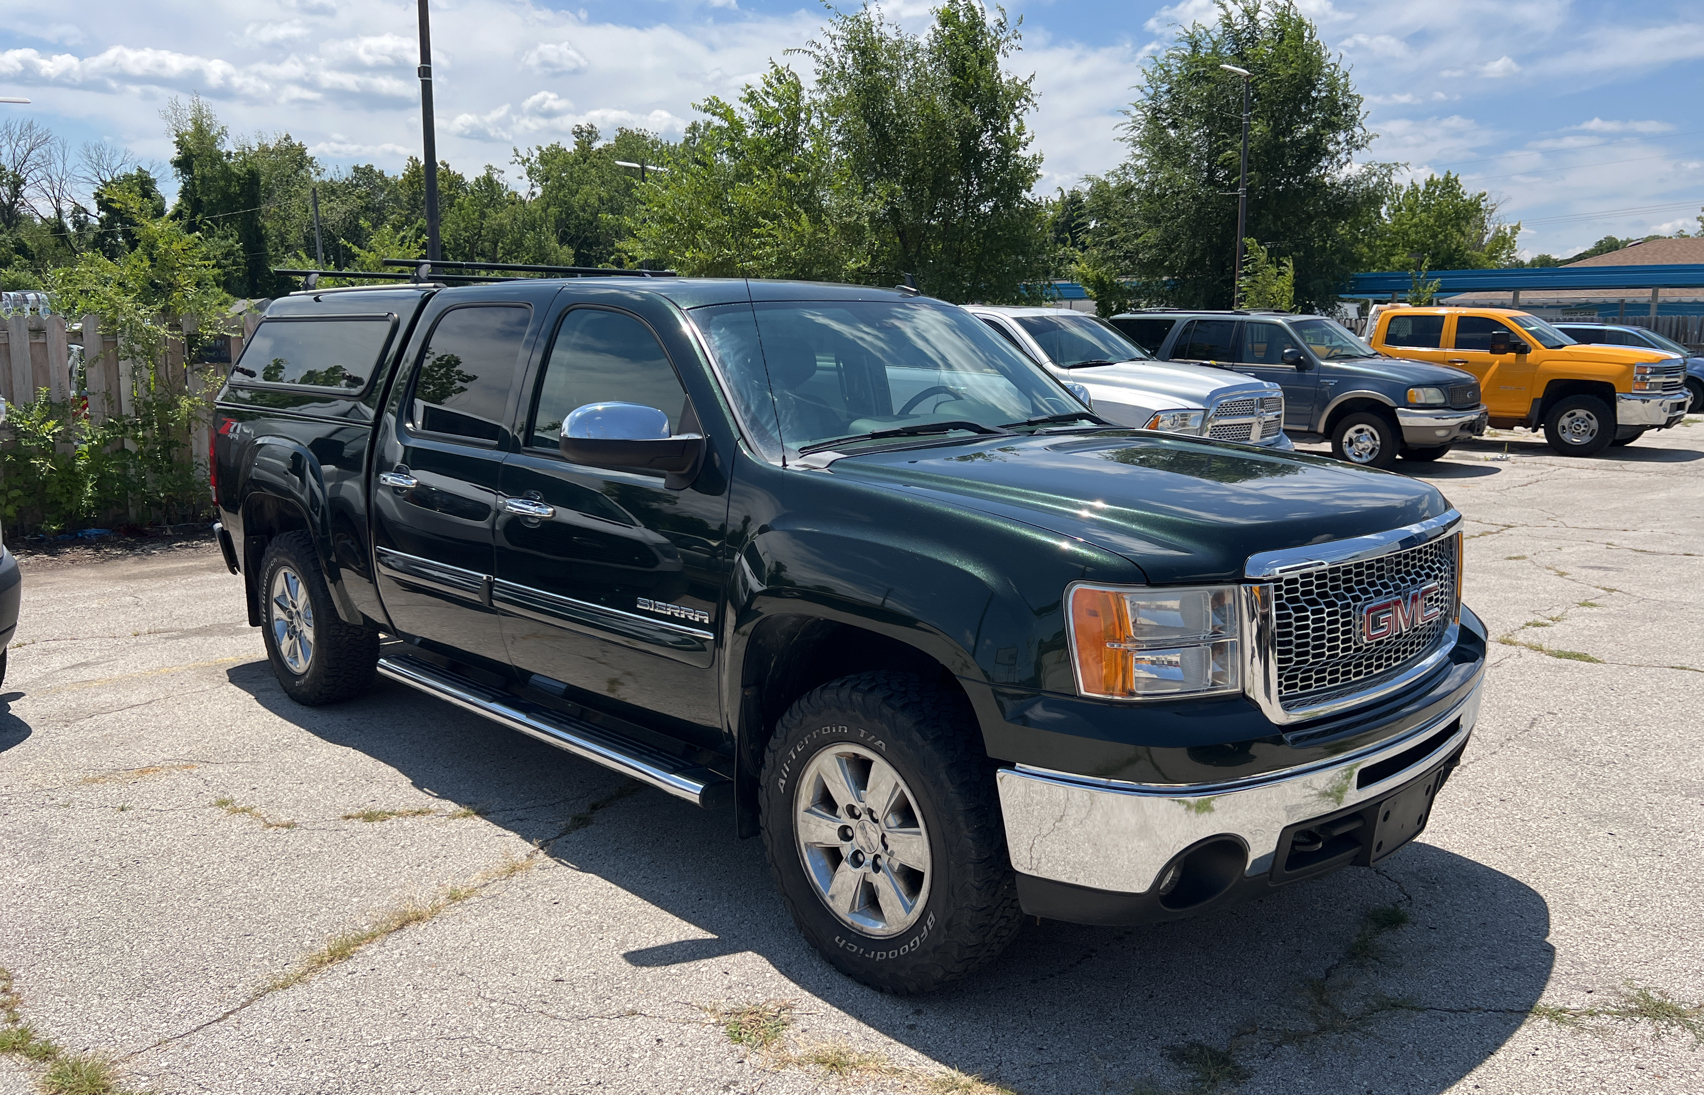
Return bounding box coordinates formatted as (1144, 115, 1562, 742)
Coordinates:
(963, 306, 1290, 447)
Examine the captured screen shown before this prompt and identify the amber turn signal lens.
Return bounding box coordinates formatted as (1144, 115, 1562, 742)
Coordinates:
(1070, 586, 1133, 698)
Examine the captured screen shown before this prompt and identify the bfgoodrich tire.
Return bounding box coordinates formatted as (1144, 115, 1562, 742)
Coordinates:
(759, 671, 1021, 994)
(1542, 394, 1615, 457)
(259, 531, 378, 705)
(1330, 411, 1400, 470)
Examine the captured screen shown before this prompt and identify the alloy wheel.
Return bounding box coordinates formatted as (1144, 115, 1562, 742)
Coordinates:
(1342, 422, 1383, 463)
(793, 743, 932, 937)
(269, 565, 316, 675)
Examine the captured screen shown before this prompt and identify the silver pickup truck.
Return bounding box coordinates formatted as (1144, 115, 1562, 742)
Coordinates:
(963, 306, 1290, 448)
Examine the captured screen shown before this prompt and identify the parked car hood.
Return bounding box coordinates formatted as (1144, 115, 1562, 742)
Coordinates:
(1326, 354, 1478, 386)
(830, 431, 1448, 584)
(1546, 343, 1679, 366)
(1064, 358, 1270, 407)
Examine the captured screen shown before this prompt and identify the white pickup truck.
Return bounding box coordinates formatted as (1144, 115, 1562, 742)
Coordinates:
(963, 306, 1290, 447)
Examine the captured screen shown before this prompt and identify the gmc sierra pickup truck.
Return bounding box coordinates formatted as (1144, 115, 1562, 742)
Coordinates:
(213, 274, 1487, 993)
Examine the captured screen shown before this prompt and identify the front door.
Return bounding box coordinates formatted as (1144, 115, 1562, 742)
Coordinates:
(1449, 315, 1537, 417)
(1235, 320, 1319, 430)
(371, 302, 534, 665)
(495, 304, 730, 741)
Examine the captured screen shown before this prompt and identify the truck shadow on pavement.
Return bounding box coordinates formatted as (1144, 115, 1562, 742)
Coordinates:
(232, 665, 1555, 1095)
(0, 692, 29, 752)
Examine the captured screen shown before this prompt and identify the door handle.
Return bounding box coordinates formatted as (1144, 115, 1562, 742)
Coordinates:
(377, 470, 418, 489)
(503, 497, 557, 519)
(1446, 359, 1469, 365)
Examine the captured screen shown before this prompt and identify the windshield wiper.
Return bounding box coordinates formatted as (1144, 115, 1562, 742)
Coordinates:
(795, 420, 1011, 455)
(1063, 358, 1121, 369)
(1004, 412, 1110, 430)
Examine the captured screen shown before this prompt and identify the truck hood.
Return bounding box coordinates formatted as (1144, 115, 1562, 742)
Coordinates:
(1324, 354, 1478, 386)
(831, 431, 1448, 584)
(1546, 343, 1680, 367)
(1061, 358, 1271, 407)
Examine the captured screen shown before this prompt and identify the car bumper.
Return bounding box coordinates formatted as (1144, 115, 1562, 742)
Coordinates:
(1616, 392, 1688, 428)
(1395, 406, 1488, 446)
(997, 666, 1483, 925)
(0, 545, 19, 648)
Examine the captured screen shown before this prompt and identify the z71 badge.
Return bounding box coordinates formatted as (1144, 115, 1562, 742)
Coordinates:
(636, 597, 712, 625)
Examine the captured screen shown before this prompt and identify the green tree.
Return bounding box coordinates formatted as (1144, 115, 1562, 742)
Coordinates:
(519, 124, 670, 267)
(92, 169, 166, 258)
(1090, 0, 1390, 311)
(1363, 171, 1518, 271)
(806, 0, 1048, 301)
(1238, 237, 1294, 309)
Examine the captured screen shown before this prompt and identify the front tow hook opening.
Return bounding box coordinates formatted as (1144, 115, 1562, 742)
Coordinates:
(1154, 837, 1248, 912)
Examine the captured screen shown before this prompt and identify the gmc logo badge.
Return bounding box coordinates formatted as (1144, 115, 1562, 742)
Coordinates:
(1358, 583, 1442, 644)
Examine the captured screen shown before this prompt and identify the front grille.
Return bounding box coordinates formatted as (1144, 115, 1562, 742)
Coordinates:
(1215, 397, 1258, 418)
(1272, 535, 1458, 704)
(1447, 382, 1480, 408)
(1207, 391, 1285, 445)
(1648, 362, 1685, 392)
(1210, 421, 1254, 441)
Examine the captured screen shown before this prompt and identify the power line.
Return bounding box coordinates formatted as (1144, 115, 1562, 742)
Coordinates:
(1518, 199, 1702, 226)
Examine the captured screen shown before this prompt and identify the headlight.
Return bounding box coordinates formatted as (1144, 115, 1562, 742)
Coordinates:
(1406, 387, 1446, 406)
(1144, 409, 1205, 434)
(1067, 584, 1241, 699)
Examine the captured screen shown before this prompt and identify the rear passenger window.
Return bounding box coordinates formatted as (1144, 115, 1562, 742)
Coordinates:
(529, 308, 690, 449)
(236, 315, 396, 391)
(1384, 314, 1445, 348)
(410, 305, 532, 443)
(1173, 319, 1236, 361)
(1111, 317, 1175, 355)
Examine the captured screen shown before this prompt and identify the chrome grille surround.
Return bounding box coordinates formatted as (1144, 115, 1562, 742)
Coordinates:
(1205, 389, 1286, 445)
(1241, 510, 1463, 726)
(1447, 382, 1480, 408)
(1646, 360, 1685, 392)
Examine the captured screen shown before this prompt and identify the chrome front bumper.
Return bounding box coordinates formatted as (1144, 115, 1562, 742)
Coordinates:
(997, 677, 1482, 895)
(1395, 405, 1488, 445)
(1617, 391, 1688, 428)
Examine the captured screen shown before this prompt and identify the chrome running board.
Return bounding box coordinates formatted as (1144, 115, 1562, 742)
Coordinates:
(376, 655, 732, 809)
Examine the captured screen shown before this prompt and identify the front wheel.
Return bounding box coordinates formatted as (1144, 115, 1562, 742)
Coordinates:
(759, 672, 1021, 994)
(1542, 395, 1615, 457)
(259, 531, 378, 705)
(1330, 411, 1400, 470)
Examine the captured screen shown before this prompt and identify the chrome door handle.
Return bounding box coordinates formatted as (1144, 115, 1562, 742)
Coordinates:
(377, 471, 418, 489)
(503, 498, 556, 519)
(1446, 359, 1469, 365)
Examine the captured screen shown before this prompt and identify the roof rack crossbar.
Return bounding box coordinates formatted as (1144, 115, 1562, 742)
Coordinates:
(380, 259, 676, 278)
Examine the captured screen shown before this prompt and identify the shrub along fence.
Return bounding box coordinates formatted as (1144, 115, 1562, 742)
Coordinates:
(0, 312, 258, 537)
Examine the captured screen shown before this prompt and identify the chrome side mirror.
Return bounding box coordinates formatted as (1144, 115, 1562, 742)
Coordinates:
(1066, 382, 1094, 410)
(560, 402, 704, 489)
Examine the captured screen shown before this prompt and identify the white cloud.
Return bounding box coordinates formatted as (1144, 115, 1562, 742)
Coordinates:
(524, 41, 589, 74)
(450, 104, 513, 142)
(1477, 55, 1520, 78)
(1341, 33, 1408, 57)
(318, 34, 417, 69)
(1572, 117, 1674, 134)
(522, 91, 574, 117)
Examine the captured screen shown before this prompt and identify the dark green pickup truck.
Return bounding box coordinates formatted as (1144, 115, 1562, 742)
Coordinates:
(213, 276, 1486, 993)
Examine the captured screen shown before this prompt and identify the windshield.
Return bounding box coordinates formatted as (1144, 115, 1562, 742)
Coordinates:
(1638, 329, 1690, 355)
(1510, 315, 1573, 349)
(1289, 317, 1378, 359)
(692, 300, 1086, 461)
(1013, 313, 1152, 367)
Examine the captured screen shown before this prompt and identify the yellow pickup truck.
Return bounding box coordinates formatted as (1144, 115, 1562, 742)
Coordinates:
(1369, 306, 1689, 456)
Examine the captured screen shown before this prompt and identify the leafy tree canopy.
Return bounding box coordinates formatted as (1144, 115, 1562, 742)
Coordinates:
(1361, 171, 1518, 271)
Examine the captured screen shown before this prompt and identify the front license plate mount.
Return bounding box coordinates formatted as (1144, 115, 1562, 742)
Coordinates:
(1367, 764, 1448, 864)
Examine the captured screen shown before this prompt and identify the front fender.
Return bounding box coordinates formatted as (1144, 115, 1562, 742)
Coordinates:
(1317, 389, 1397, 431)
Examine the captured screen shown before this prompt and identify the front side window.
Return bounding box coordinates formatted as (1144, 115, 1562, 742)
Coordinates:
(529, 309, 690, 449)
(1383, 314, 1445, 348)
(1289, 317, 1377, 360)
(1012, 313, 1149, 367)
(1239, 321, 1304, 364)
(1454, 315, 1516, 352)
(1172, 319, 1236, 361)
(410, 305, 532, 443)
(1508, 314, 1572, 349)
(236, 316, 395, 391)
(692, 299, 1080, 459)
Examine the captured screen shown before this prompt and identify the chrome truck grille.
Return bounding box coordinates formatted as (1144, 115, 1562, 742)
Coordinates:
(1242, 512, 1463, 725)
(1646, 360, 1685, 393)
(1207, 393, 1285, 444)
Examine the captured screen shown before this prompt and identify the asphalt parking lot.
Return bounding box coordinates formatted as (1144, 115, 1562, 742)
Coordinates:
(3, 420, 1702, 1095)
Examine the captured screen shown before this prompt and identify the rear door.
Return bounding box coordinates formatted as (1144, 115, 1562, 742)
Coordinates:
(1110, 316, 1178, 356)
(1235, 320, 1318, 430)
(1449, 315, 1537, 416)
(1166, 318, 1238, 367)
(494, 298, 731, 741)
(370, 297, 542, 664)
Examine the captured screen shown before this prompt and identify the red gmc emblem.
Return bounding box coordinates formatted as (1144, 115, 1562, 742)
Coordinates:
(1359, 583, 1443, 644)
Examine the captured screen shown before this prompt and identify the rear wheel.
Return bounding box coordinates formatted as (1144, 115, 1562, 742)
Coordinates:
(1400, 444, 1451, 462)
(259, 531, 378, 705)
(759, 671, 1020, 994)
(1330, 411, 1400, 470)
(1686, 378, 1703, 415)
(1542, 395, 1614, 457)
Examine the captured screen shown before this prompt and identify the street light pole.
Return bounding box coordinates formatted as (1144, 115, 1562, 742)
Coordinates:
(1221, 63, 1251, 308)
(416, 0, 442, 264)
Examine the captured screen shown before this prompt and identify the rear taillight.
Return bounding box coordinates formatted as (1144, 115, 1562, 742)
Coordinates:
(212, 417, 236, 499)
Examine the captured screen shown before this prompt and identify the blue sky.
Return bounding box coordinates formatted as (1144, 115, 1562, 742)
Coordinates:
(1, 0, 1700, 260)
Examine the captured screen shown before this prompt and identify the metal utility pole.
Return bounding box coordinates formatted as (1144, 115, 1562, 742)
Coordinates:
(417, 0, 442, 263)
(1221, 64, 1251, 308)
(310, 187, 325, 267)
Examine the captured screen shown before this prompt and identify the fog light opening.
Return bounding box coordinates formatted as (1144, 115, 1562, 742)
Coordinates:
(1154, 837, 1248, 912)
